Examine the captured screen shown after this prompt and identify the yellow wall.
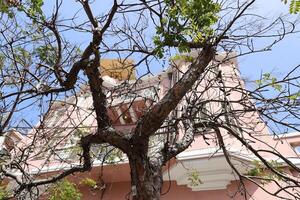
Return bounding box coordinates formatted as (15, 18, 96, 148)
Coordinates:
(100, 59, 136, 80)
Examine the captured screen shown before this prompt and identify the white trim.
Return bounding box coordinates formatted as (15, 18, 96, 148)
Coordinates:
(274, 132, 300, 140)
(28, 157, 129, 174)
(115, 107, 126, 124)
(176, 147, 255, 162)
(128, 107, 137, 122)
(22, 148, 300, 181)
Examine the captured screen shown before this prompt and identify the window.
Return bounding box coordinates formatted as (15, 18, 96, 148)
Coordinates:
(195, 103, 209, 123)
(194, 103, 213, 134)
(119, 104, 133, 124)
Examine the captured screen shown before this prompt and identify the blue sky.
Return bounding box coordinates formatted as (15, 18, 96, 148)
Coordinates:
(11, 0, 300, 130)
(42, 0, 300, 81)
(238, 1, 300, 81)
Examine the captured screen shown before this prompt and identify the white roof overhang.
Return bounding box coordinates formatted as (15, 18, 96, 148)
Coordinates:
(163, 148, 255, 191)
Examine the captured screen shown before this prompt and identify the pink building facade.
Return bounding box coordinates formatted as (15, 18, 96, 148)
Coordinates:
(2, 53, 300, 199)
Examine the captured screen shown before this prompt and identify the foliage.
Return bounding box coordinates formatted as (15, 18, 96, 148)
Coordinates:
(1, 0, 300, 199)
(255, 72, 300, 101)
(0, 0, 16, 17)
(170, 54, 194, 62)
(34, 45, 57, 66)
(255, 73, 283, 91)
(48, 179, 81, 200)
(153, 0, 220, 58)
(80, 178, 97, 189)
(0, 0, 44, 18)
(282, 0, 300, 13)
(0, 185, 9, 200)
(187, 169, 202, 187)
(247, 160, 284, 184)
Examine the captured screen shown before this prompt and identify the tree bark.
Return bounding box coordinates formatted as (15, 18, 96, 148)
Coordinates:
(129, 155, 163, 200)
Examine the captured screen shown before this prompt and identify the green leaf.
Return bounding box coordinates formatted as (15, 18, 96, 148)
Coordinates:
(80, 178, 97, 189)
(246, 160, 284, 184)
(255, 79, 262, 86)
(0, 0, 45, 19)
(34, 45, 57, 66)
(256, 73, 283, 92)
(152, 0, 220, 57)
(0, 186, 9, 200)
(170, 54, 194, 62)
(187, 169, 202, 186)
(282, 0, 300, 13)
(48, 179, 81, 200)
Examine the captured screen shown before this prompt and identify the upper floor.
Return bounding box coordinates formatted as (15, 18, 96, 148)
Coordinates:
(2, 52, 300, 192)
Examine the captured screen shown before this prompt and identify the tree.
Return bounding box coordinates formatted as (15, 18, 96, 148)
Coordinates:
(282, 0, 300, 13)
(1, 0, 300, 199)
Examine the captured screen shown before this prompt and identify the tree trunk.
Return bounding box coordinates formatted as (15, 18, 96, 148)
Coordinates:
(129, 155, 163, 200)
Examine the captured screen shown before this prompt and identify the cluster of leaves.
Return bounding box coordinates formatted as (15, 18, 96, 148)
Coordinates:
(282, 0, 300, 14)
(255, 73, 283, 91)
(48, 179, 82, 200)
(0, 0, 18, 17)
(153, 0, 220, 58)
(0, 0, 44, 19)
(170, 54, 194, 62)
(34, 45, 58, 66)
(187, 169, 203, 187)
(247, 160, 284, 184)
(80, 178, 97, 189)
(0, 185, 9, 200)
(11, 47, 31, 67)
(255, 73, 300, 101)
(288, 91, 300, 101)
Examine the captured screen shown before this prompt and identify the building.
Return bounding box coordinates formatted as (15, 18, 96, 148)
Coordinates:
(100, 59, 136, 81)
(2, 53, 300, 200)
